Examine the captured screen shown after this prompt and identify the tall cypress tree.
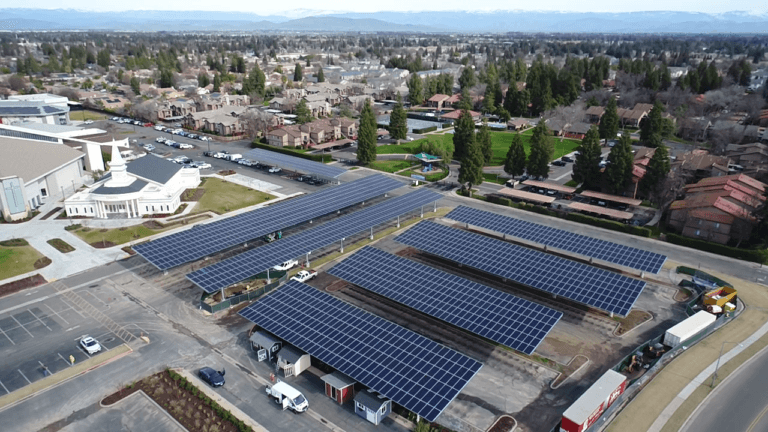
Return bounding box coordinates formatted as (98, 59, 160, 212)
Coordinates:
(640, 102, 664, 147)
(293, 63, 303, 81)
(317, 67, 325, 82)
(527, 122, 554, 178)
(605, 133, 635, 194)
(477, 119, 493, 164)
(640, 145, 671, 202)
(503, 133, 527, 179)
(453, 110, 476, 161)
(407, 74, 423, 106)
(357, 100, 377, 165)
(389, 92, 408, 141)
(572, 127, 602, 188)
(599, 97, 619, 144)
(458, 137, 484, 194)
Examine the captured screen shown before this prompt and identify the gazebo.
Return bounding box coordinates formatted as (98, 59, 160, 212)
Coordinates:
(412, 152, 443, 172)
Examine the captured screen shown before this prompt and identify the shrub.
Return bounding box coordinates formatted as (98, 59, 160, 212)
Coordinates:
(413, 125, 438, 134)
(666, 233, 768, 264)
(65, 224, 82, 231)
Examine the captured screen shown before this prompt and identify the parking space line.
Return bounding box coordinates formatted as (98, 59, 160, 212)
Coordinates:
(17, 369, 31, 384)
(0, 327, 15, 345)
(59, 297, 87, 319)
(11, 315, 34, 338)
(44, 303, 69, 325)
(58, 353, 71, 366)
(84, 291, 110, 309)
(27, 309, 52, 331)
(0, 379, 8, 395)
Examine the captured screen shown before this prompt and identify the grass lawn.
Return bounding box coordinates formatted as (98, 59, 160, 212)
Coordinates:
(482, 173, 507, 184)
(0, 244, 46, 280)
(368, 160, 416, 173)
(71, 110, 109, 122)
(376, 141, 423, 155)
(73, 225, 162, 246)
(192, 178, 276, 214)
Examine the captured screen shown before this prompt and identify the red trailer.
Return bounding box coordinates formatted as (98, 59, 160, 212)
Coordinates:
(560, 370, 627, 432)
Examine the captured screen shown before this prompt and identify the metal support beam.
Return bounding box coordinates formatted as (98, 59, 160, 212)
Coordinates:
(340, 238, 345, 253)
(267, 268, 271, 284)
(370, 227, 374, 240)
(420, 205, 424, 218)
(397, 216, 400, 228)
(305, 252, 311, 268)
(433, 201, 437, 212)
(220, 288, 225, 303)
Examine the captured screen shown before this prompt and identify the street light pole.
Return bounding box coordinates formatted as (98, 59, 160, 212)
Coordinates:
(710, 341, 742, 388)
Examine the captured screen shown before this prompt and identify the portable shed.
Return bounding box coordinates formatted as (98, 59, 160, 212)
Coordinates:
(354, 390, 392, 426)
(321, 371, 356, 405)
(249, 330, 282, 362)
(277, 345, 311, 378)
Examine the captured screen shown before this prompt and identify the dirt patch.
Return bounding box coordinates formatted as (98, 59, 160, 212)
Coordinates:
(674, 287, 693, 302)
(0, 239, 29, 247)
(551, 355, 589, 388)
(489, 415, 517, 432)
(90, 240, 117, 249)
(182, 188, 206, 201)
(142, 220, 164, 230)
(0, 274, 47, 298)
(47, 238, 75, 253)
(614, 310, 653, 336)
(217, 170, 236, 176)
(102, 369, 254, 432)
(41, 207, 62, 220)
(34, 257, 52, 269)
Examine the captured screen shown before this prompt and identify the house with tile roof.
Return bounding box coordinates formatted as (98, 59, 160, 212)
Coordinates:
(668, 174, 766, 244)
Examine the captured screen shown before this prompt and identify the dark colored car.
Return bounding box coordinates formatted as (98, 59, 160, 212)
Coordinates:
(552, 160, 567, 166)
(203, 151, 214, 157)
(198, 367, 225, 387)
(561, 156, 574, 163)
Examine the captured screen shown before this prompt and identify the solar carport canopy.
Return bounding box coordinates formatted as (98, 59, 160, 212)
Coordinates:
(134, 174, 402, 270)
(239, 281, 482, 422)
(187, 189, 442, 293)
(395, 221, 646, 317)
(244, 148, 346, 180)
(328, 246, 562, 355)
(446, 206, 666, 274)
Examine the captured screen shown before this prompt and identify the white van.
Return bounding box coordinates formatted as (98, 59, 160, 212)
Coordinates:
(226, 154, 243, 162)
(266, 381, 308, 413)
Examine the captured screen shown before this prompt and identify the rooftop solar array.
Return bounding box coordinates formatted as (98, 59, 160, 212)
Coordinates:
(328, 247, 562, 355)
(395, 221, 646, 317)
(134, 174, 402, 270)
(244, 148, 346, 179)
(188, 189, 442, 293)
(239, 281, 482, 422)
(445, 206, 667, 274)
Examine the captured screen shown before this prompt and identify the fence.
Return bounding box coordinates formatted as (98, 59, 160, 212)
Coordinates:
(200, 274, 287, 313)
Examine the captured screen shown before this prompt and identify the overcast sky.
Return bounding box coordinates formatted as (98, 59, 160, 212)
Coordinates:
(11, 1, 765, 15)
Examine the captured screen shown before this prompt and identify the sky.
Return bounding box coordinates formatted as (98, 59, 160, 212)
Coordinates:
(7, 1, 766, 15)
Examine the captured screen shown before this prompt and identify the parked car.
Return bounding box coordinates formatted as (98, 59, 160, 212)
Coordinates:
(154, 125, 165, 131)
(269, 166, 282, 174)
(552, 160, 567, 166)
(174, 156, 191, 164)
(265, 381, 308, 413)
(173, 123, 182, 128)
(273, 259, 298, 271)
(144, 144, 156, 152)
(80, 336, 101, 354)
(165, 140, 176, 146)
(203, 151, 214, 157)
(199, 136, 211, 141)
(144, 122, 154, 127)
(155, 137, 166, 143)
(225, 154, 242, 162)
(561, 156, 574, 163)
(178, 143, 194, 149)
(110, 117, 119, 121)
(191, 161, 211, 169)
(187, 134, 198, 139)
(198, 367, 225, 387)
(238, 159, 253, 166)
(83, 120, 94, 125)
(291, 270, 317, 283)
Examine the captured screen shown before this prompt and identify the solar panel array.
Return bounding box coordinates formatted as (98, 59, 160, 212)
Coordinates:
(244, 148, 346, 179)
(328, 247, 562, 355)
(134, 174, 402, 270)
(239, 281, 482, 422)
(395, 221, 646, 317)
(445, 206, 666, 274)
(188, 189, 442, 293)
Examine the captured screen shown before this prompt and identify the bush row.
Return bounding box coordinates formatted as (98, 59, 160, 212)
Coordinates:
(413, 125, 438, 134)
(250, 142, 333, 163)
(666, 233, 768, 265)
(676, 266, 734, 288)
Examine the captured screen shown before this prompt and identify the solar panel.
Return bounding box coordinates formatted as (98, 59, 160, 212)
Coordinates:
(188, 189, 442, 293)
(239, 281, 482, 422)
(395, 221, 646, 317)
(327, 247, 562, 355)
(446, 206, 667, 274)
(0, 106, 41, 115)
(244, 148, 346, 179)
(134, 174, 402, 270)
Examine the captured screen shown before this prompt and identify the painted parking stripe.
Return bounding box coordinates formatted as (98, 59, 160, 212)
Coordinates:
(27, 309, 52, 331)
(59, 298, 87, 319)
(58, 353, 71, 366)
(0, 379, 8, 395)
(45, 303, 69, 325)
(11, 315, 34, 338)
(17, 369, 31, 384)
(0, 326, 15, 345)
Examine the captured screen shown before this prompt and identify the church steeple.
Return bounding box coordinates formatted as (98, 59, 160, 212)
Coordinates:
(104, 145, 134, 188)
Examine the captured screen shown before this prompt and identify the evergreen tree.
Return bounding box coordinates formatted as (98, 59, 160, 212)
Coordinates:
(389, 93, 408, 141)
(198, 73, 210, 88)
(482, 84, 495, 113)
(527, 122, 554, 178)
(572, 127, 602, 188)
(357, 100, 377, 165)
(213, 73, 221, 92)
(458, 67, 476, 90)
(477, 119, 493, 164)
(640, 102, 664, 147)
(640, 145, 671, 202)
(293, 63, 303, 81)
(458, 135, 484, 193)
(317, 68, 325, 83)
(130, 76, 140, 95)
(604, 133, 635, 194)
(453, 109, 476, 161)
(456, 88, 472, 111)
(503, 133, 527, 178)
(407, 73, 423, 106)
(97, 48, 110, 69)
(598, 97, 619, 144)
(295, 99, 312, 124)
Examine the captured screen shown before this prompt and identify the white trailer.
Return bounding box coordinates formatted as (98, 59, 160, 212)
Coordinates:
(265, 381, 309, 413)
(664, 311, 716, 347)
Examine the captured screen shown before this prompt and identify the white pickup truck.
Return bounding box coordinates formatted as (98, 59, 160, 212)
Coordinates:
(266, 381, 308, 413)
(290, 270, 317, 283)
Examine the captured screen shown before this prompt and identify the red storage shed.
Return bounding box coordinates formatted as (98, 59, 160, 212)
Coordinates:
(321, 371, 356, 405)
(560, 370, 626, 432)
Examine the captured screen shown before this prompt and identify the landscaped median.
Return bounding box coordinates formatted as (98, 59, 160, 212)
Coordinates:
(0, 239, 51, 280)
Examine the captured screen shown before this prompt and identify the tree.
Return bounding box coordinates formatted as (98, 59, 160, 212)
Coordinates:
(572, 127, 602, 188)
(639, 145, 671, 203)
(97, 48, 110, 69)
(640, 102, 664, 147)
(407, 73, 423, 106)
(389, 93, 408, 140)
(295, 99, 312, 124)
(198, 72, 210, 88)
(458, 135, 484, 193)
(477, 119, 493, 164)
(452, 109, 476, 161)
(213, 73, 221, 92)
(130, 76, 140, 95)
(420, 137, 454, 162)
(317, 68, 325, 83)
(527, 122, 554, 178)
(293, 63, 303, 81)
(503, 133, 527, 179)
(599, 97, 619, 144)
(357, 100, 377, 165)
(604, 133, 635, 194)
(458, 67, 476, 90)
(158, 69, 173, 88)
(82, 78, 94, 90)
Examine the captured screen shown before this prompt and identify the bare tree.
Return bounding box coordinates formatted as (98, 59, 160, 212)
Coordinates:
(240, 109, 274, 139)
(544, 100, 586, 129)
(54, 87, 81, 102)
(132, 100, 159, 122)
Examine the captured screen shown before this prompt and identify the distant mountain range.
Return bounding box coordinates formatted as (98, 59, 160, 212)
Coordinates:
(1, 9, 767, 34)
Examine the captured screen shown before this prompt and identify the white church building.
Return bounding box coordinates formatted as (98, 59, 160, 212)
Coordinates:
(64, 146, 200, 219)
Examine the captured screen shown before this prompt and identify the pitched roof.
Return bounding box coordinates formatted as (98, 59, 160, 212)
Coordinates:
(440, 110, 480, 120)
(0, 137, 84, 184)
(689, 208, 735, 225)
(428, 93, 450, 102)
(354, 391, 389, 410)
(126, 155, 182, 185)
(585, 106, 605, 116)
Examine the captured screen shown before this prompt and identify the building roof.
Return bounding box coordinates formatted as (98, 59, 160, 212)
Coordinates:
(569, 202, 634, 220)
(321, 371, 356, 389)
(565, 122, 592, 135)
(0, 137, 84, 184)
(428, 94, 450, 103)
(585, 106, 605, 116)
(92, 178, 148, 195)
(691, 173, 766, 194)
(522, 180, 577, 194)
(688, 208, 736, 225)
(497, 188, 556, 204)
(278, 344, 307, 364)
(0, 100, 69, 117)
(249, 330, 281, 348)
(126, 155, 182, 185)
(354, 391, 389, 410)
(508, 118, 530, 127)
(440, 110, 480, 120)
(580, 191, 642, 206)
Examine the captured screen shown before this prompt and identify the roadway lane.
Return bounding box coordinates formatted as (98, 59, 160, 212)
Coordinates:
(681, 345, 768, 432)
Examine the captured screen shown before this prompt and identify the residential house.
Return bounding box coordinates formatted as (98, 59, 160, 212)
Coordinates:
(671, 150, 732, 180)
(668, 174, 766, 245)
(440, 110, 481, 123)
(679, 117, 712, 142)
(267, 126, 306, 148)
(184, 106, 248, 136)
(344, 95, 374, 110)
(564, 122, 593, 140)
(507, 118, 530, 131)
(306, 100, 330, 117)
(299, 118, 341, 144)
(427, 94, 450, 110)
(585, 106, 605, 124)
(617, 107, 647, 128)
(545, 119, 567, 137)
(333, 117, 357, 138)
(726, 142, 768, 178)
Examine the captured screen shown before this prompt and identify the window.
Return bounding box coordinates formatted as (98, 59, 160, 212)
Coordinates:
(380, 403, 387, 415)
(40, 188, 47, 197)
(698, 219, 703, 226)
(75, 208, 78, 214)
(356, 402, 364, 411)
(695, 230, 701, 236)
(146, 206, 149, 211)
(715, 223, 720, 229)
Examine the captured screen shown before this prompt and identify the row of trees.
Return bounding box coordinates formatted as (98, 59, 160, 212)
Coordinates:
(406, 73, 454, 106)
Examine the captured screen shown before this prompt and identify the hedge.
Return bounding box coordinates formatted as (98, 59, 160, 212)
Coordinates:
(565, 213, 653, 237)
(413, 125, 438, 134)
(666, 233, 768, 265)
(676, 266, 734, 288)
(250, 142, 333, 163)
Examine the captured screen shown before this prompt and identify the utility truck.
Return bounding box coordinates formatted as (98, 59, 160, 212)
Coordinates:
(265, 381, 309, 413)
